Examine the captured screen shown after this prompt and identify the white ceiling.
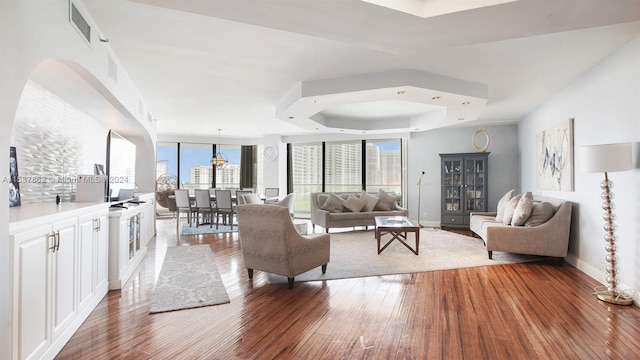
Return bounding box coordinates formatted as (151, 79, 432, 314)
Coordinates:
(79, 0, 640, 139)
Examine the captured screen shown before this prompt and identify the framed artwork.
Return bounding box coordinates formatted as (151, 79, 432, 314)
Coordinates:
(9, 146, 21, 207)
(536, 118, 574, 191)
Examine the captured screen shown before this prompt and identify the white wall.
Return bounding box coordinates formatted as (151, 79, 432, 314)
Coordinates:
(519, 35, 640, 300)
(0, 2, 156, 357)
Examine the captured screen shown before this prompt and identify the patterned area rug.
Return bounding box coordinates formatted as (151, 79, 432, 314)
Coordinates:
(268, 228, 543, 284)
(150, 245, 230, 313)
(180, 222, 238, 235)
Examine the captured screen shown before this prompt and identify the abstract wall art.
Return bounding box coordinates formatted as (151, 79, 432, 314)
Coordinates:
(536, 118, 574, 191)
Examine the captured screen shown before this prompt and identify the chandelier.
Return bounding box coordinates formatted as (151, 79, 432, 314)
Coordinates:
(211, 128, 228, 170)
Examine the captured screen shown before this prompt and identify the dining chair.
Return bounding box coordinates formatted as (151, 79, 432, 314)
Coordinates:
(242, 187, 256, 193)
(235, 190, 252, 205)
(264, 187, 279, 203)
(214, 189, 236, 230)
(174, 189, 195, 226)
(194, 189, 215, 227)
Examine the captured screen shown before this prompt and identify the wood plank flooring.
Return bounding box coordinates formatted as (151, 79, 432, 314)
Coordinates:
(56, 218, 640, 359)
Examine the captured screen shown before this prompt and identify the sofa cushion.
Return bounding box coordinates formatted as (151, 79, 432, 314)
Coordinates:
(525, 202, 556, 227)
(502, 194, 521, 225)
(360, 191, 379, 212)
(495, 189, 515, 222)
(511, 192, 534, 226)
(343, 195, 365, 212)
(374, 189, 397, 211)
(321, 193, 345, 213)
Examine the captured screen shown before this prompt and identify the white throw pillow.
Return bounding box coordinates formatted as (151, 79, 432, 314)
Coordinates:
(343, 195, 365, 212)
(511, 192, 534, 226)
(321, 193, 345, 213)
(374, 189, 397, 211)
(360, 191, 379, 212)
(502, 194, 521, 225)
(495, 189, 515, 222)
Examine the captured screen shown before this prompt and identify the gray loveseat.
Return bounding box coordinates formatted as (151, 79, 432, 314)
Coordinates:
(310, 191, 408, 233)
(470, 196, 572, 262)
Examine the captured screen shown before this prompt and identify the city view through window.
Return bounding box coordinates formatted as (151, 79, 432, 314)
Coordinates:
(156, 139, 402, 218)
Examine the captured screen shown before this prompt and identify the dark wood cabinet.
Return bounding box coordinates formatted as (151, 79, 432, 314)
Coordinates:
(439, 152, 489, 228)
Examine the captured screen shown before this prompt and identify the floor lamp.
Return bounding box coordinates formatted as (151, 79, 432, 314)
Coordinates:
(417, 171, 424, 228)
(579, 142, 633, 305)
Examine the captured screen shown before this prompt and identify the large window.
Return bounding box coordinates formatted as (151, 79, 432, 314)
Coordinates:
(289, 138, 402, 217)
(179, 143, 213, 194)
(291, 142, 323, 217)
(215, 144, 241, 189)
(366, 139, 402, 198)
(325, 141, 362, 193)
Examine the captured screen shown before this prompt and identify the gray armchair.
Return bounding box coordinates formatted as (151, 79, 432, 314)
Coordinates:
(236, 204, 330, 289)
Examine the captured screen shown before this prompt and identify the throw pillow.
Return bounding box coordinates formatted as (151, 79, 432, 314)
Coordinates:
(525, 202, 556, 227)
(321, 193, 345, 213)
(495, 189, 515, 222)
(360, 191, 379, 212)
(343, 195, 365, 212)
(502, 194, 521, 225)
(374, 189, 397, 211)
(511, 192, 534, 226)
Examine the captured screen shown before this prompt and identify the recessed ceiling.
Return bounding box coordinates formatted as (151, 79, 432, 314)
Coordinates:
(321, 100, 440, 120)
(276, 69, 488, 134)
(361, 0, 519, 18)
(79, 0, 640, 138)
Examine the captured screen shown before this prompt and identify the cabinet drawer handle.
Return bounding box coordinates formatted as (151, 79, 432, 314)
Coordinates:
(55, 231, 60, 251)
(48, 232, 56, 252)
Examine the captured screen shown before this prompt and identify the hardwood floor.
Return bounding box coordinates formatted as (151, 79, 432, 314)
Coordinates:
(56, 218, 640, 359)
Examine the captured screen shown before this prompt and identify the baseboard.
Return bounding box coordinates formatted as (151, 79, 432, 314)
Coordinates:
(566, 254, 638, 306)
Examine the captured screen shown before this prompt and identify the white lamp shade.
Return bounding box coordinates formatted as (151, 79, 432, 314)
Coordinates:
(579, 143, 632, 173)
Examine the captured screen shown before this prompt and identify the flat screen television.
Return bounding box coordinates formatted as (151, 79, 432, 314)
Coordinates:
(106, 130, 136, 202)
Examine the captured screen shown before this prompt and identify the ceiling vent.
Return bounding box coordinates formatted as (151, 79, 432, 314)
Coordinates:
(70, 3, 91, 44)
(108, 54, 118, 83)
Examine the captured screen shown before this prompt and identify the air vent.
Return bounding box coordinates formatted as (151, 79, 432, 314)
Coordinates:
(108, 55, 118, 83)
(70, 3, 91, 44)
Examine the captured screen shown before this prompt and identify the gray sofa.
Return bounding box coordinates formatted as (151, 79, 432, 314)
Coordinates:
(310, 191, 408, 233)
(470, 196, 572, 261)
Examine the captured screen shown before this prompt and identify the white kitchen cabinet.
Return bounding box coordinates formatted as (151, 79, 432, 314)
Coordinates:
(108, 203, 148, 290)
(78, 210, 109, 315)
(10, 202, 109, 360)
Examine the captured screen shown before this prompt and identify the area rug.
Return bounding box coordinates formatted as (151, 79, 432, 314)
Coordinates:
(150, 245, 230, 313)
(180, 222, 238, 236)
(267, 229, 543, 284)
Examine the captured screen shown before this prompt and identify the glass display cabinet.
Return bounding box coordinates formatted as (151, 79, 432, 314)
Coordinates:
(440, 152, 489, 229)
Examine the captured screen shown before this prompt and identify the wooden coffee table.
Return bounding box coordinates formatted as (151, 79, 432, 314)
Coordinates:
(374, 216, 420, 255)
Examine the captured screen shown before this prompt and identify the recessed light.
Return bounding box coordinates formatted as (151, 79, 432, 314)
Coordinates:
(340, 129, 344, 132)
(458, 118, 465, 121)
(396, 90, 406, 95)
(289, 116, 294, 119)
(432, 96, 441, 100)
(462, 101, 471, 105)
(313, 100, 320, 103)
(414, 128, 420, 131)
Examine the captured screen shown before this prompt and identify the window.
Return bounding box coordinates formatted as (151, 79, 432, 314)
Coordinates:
(214, 144, 241, 189)
(325, 141, 362, 193)
(366, 139, 402, 198)
(291, 142, 322, 217)
(179, 143, 213, 194)
(289, 138, 403, 217)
